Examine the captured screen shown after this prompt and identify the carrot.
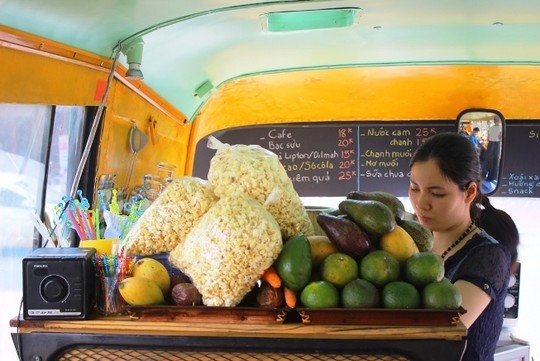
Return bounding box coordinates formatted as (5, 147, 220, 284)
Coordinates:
(283, 286, 297, 309)
(261, 266, 282, 288)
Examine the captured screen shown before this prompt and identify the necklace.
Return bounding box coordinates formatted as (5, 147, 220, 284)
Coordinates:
(441, 223, 476, 260)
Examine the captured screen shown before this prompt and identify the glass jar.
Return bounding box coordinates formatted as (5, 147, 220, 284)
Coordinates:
(142, 174, 163, 201)
(157, 162, 176, 187)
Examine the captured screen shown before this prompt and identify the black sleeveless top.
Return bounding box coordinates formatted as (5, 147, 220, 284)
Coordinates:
(445, 230, 510, 361)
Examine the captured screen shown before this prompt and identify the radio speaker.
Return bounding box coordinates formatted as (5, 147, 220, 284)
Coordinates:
(23, 247, 96, 320)
(504, 262, 521, 322)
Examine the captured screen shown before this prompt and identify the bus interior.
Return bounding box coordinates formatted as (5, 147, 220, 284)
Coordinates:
(1, 1, 540, 359)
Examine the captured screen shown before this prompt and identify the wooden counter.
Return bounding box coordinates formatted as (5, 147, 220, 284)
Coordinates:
(10, 312, 467, 361)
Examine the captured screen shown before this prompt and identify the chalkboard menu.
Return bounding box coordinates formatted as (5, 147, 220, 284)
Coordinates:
(496, 121, 540, 197)
(193, 122, 455, 197)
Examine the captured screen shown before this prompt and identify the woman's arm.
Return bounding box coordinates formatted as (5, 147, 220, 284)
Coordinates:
(454, 280, 492, 328)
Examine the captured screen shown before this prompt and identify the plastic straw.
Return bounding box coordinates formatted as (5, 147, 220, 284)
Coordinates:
(93, 209, 101, 240)
(66, 206, 85, 240)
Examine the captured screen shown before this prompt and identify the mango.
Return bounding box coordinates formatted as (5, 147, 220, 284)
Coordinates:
(316, 212, 372, 260)
(275, 234, 312, 292)
(339, 199, 396, 238)
(132, 257, 171, 294)
(380, 225, 420, 264)
(118, 276, 165, 306)
(307, 235, 338, 267)
(398, 219, 434, 252)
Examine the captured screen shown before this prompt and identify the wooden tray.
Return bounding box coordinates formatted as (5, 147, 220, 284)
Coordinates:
(125, 305, 288, 324)
(294, 307, 466, 326)
(124, 306, 465, 326)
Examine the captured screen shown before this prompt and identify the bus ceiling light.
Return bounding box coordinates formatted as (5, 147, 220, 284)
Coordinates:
(122, 37, 145, 80)
(194, 80, 214, 98)
(262, 7, 362, 32)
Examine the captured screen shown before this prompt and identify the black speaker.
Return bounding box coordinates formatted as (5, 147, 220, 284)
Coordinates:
(23, 247, 96, 320)
(504, 262, 521, 322)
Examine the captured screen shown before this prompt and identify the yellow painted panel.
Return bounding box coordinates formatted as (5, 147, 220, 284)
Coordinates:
(0, 46, 107, 105)
(186, 65, 540, 173)
(95, 80, 192, 194)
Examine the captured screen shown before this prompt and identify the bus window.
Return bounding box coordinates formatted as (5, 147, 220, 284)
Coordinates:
(458, 110, 504, 194)
(0, 104, 86, 255)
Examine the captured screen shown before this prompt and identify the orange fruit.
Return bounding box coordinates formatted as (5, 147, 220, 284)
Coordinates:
(422, 278, 462, 309)
(404, 252, 444, 288)
(320, 252, 358, 288)
(300, 280, 340, 308)
(359, 250, 400, 288)
(382, 281, 420, 309)
(341, 279, 380, 308)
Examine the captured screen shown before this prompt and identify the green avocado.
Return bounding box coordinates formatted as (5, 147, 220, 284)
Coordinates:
(275, 234, 312, 292)
(339, 199, 396, 238)
(346, 191, 405, 221)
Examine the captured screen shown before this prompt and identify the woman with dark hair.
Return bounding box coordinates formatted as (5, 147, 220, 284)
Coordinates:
(408, 132, 510, 361)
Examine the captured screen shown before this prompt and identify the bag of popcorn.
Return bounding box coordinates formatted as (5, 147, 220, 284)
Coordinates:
(206, 136, 314, 239)
(168, 192, 282, 307)
(123, 176, 218, 255)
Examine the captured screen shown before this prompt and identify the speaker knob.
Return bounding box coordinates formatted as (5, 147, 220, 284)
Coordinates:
(508, 274, 517, 288)
(40, 275, 69, 302)
(504, 293, 516, 308)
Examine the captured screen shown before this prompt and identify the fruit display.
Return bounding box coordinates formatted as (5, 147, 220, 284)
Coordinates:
(117, 190, 460, 315)
(261, 190, 459, 311)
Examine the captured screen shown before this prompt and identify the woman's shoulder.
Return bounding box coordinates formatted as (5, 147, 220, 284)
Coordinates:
(476, 229, 498, 244)
(461, 231, 511, 276)
(450, 231, 511, 294)
(468, 230, 510, 257)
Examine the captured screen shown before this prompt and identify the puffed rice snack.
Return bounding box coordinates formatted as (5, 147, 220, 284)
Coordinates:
(123, 176, 218, 255)
(168, 192, 283, 307)
(207, 136, 314, 239)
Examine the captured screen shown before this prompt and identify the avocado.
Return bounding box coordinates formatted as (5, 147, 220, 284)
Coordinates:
(397, 219, 434, 252)
(275, 234, 312, 292)
(339, 199, 397, 238)
(316, 212, 372, 260)
(346, 191, 405, 221)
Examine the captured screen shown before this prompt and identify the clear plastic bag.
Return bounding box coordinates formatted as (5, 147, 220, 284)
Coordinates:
(206, 136, 314, 239)
(123, 176, 218, 255)
(168, 192, 282, 307)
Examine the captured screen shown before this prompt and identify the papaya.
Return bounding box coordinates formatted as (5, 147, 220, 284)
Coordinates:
(338, 199, 396, 238)
(316, 212, 372, 260)
(347, 191, 405, 221)
(275, 234, 312, 292)
(398, 219, 434, 252)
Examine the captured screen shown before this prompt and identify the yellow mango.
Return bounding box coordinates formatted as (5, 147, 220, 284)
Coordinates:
(307, 235, 338, 267)
(380, 225, 419, 264)
(132, 257, 171, 294)
(118, 276, 165, 306)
